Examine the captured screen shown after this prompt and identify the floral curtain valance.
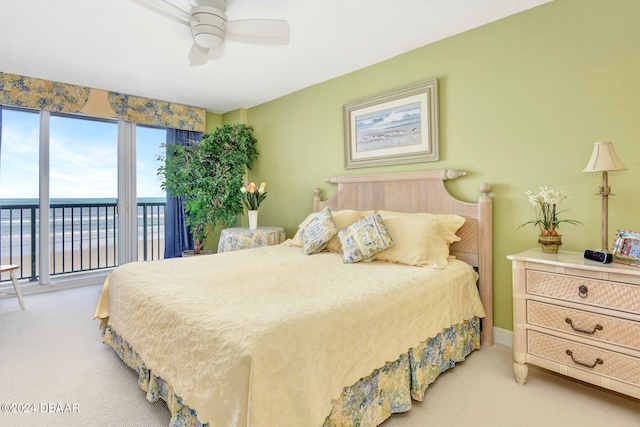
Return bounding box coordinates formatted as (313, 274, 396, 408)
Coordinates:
(108, 92, 205, 132)
(0, 72, 205, 132)
(0, 73, 90, 113)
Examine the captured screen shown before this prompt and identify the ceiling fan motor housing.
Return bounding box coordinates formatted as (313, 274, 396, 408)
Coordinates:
(190, 6, 227, 49)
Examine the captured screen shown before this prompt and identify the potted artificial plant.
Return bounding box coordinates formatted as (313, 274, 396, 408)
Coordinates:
(518, 186, 583, 254)
(158, 122, 259, 255)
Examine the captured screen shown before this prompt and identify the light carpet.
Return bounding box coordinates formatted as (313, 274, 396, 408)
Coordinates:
(1, 285, 638, 427)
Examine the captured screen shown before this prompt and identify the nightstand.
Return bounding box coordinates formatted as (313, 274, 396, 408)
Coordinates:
(508, 248, 640, 399)
(217, 226, 286, 253)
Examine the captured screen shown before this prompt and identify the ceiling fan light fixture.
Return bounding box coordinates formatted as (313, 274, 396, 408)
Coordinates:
(192, 28, 224, 49)
(190, 5, 227, 48)
(138, 0, 288, 63)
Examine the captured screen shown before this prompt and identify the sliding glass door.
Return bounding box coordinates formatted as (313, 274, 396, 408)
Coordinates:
(49, 114, 118, 275)
(0, 106, 166, 288)
(136, 126, 166, 261)
(0, 108, 40, 281)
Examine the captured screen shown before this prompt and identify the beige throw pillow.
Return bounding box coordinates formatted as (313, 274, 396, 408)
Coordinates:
(375, 212, 459, 268)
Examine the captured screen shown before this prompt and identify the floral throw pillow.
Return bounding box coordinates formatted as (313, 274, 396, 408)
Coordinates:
(301, 207, 339, 255)
(338, 214, 394, 263)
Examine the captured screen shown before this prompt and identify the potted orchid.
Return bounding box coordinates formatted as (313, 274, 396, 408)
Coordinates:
(240, 182, 267, 230)
(518, 186, 583, 253)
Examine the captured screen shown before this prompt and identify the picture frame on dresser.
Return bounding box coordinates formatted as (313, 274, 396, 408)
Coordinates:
(343, 78, 439, 169)
(612, 230, 640, 266)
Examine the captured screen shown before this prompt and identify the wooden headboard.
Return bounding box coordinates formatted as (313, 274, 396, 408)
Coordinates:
(312, 169, 493, 345)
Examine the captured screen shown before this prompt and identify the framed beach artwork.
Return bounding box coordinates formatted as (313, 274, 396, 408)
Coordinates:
(612, 230, 640, 267)
(343, 78, 439, 169)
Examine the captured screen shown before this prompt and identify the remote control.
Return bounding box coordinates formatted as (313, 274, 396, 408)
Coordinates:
(583, 249, 613, 264)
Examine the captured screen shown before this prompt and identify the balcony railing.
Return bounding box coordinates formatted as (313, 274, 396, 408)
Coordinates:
(0, 199, 165, 282)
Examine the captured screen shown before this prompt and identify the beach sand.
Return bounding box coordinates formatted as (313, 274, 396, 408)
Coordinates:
(1, 239, 164, 284)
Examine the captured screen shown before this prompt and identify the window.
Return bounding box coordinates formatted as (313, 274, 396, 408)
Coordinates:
(0, 107, 166, 289)
(0, 108, 40, 281)
(49, 114, 118, 274)
(136, 126, 167, 261)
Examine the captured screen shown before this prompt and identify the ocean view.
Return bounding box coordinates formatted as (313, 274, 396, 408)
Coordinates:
(0, 198, 166, 280)
(0, 197, 165, 206)
(0, 109, 170, 281)
(1, 197, 165, 240)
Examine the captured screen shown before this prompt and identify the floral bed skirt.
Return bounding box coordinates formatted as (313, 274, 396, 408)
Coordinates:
(102, 316, 480, 427)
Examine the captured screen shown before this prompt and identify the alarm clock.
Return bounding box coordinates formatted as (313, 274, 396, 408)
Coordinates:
(583, 249, 613, 264)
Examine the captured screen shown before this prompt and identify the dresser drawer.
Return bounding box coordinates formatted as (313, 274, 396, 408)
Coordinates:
(528, 301, 640, 350)
(526, 270, 640, 315)
(528, 331, 640, 387)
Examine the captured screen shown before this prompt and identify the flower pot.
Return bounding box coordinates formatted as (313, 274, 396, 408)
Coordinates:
(248, 210, 258, 230)
(538, 234, 562, 254)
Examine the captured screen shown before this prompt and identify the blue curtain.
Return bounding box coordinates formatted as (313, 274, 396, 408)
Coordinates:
(163, 129, 202, 258)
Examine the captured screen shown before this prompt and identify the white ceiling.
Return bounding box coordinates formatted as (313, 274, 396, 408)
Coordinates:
(0, 0, 551, 114)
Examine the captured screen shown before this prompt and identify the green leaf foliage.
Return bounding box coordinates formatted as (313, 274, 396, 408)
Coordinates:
(157, 123, 259, 253)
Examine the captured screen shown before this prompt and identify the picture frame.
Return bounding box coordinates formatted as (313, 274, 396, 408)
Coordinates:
(343, 78, 439, 169)
(612, 230, 640, 267)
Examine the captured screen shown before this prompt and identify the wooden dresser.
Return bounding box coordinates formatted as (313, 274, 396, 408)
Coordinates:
(508, 249, 640, 399)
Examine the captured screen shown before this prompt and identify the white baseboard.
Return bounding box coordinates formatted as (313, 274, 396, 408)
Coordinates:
(0, 270, 108, 300)
(493, 326, 513, 348)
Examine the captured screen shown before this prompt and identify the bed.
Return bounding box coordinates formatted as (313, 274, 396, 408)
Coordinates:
(94, 169, 493, 427)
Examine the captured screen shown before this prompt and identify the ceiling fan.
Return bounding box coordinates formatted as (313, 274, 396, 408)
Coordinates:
(137, 0, 290, 65)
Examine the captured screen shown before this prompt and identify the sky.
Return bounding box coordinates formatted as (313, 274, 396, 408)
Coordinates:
(0, 108, 166, 199)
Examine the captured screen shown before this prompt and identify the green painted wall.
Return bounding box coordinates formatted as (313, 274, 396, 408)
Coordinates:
(205, 112, 222, 132)
(222, 109, 248, 125)
(214, 0, 640, 331)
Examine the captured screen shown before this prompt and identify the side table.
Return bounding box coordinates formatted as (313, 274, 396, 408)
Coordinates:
(508, 248, 640, 399)
(218, 226, 286, 253)
(0, 264, 25, 309)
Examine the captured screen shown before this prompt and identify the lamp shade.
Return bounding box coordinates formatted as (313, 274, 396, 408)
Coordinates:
(583, 141, 627, 173)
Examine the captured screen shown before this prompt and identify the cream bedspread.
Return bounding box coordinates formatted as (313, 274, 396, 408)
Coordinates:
(94, 243, 485, 426)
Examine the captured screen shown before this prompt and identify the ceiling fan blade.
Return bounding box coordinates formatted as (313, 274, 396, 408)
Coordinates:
(225, 33, 289, 46)
(188, 42, 225, 66)
(188, 43, 210, 66)
(136, 0, 191, 25)
(206, 43, 226, 60)
(226, 19, 289, 39)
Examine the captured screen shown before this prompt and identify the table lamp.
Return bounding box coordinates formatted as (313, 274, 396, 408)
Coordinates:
(582, 141, 627, 252)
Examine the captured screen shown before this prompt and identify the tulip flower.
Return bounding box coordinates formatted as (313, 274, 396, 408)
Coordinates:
(240, 180, 268, 211)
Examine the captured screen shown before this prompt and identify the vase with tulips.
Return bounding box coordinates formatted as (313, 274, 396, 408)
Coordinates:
(240, 182, 267, 230)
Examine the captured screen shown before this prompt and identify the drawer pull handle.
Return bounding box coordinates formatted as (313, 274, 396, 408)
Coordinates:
(578, 285, 588, 298)
(565, 350, 603, 369)
(565, 318, 603, 335)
